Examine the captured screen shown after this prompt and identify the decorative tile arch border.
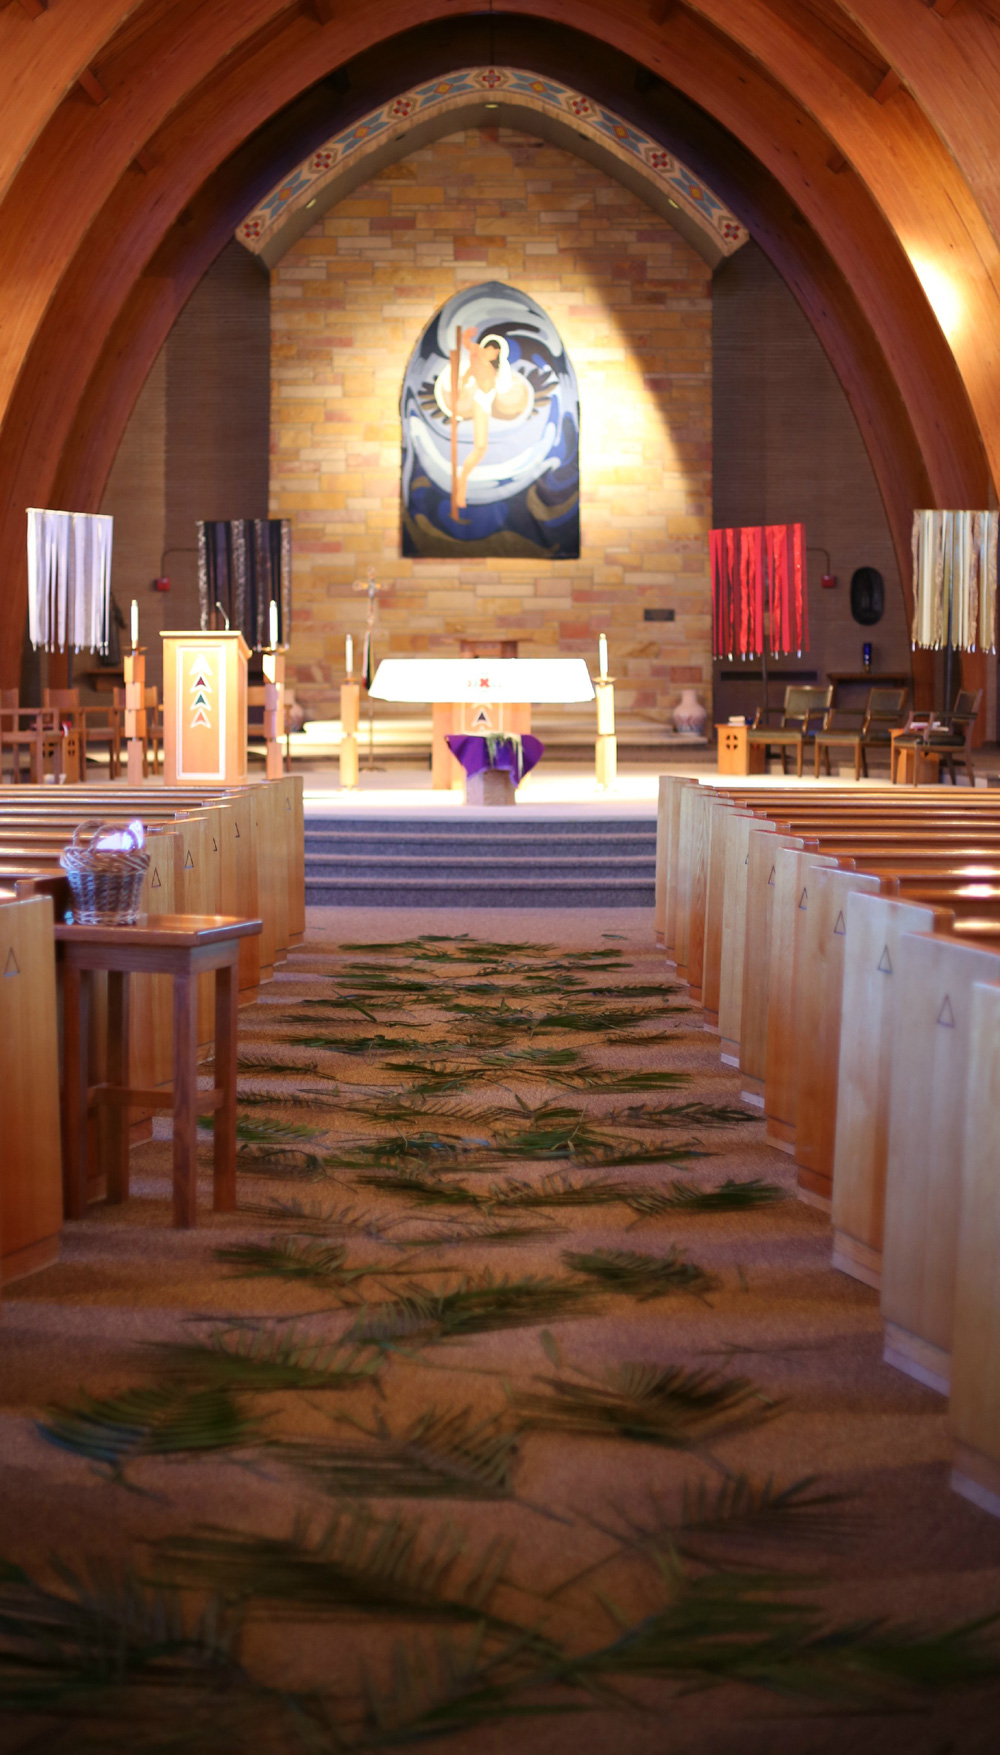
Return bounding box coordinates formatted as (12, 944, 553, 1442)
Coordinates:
(237, 66, 747, 262)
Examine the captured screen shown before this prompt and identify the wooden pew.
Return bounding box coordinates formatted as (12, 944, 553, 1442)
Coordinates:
(831, 891, 949, 1289)
(0, 895, 62, 1285)
(950, 978, 1000, 1519)
(764, 846, 838, 1148)
(880, 929, 1000, 1393)
(739, 826, 807, 1098)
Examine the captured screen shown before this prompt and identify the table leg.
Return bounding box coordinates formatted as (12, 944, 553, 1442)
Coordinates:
(213, 957, 238, 1213)
(106, 970, 130, 1204)
(172, 969, 199, 1228)
(61, 965, 90, 1219)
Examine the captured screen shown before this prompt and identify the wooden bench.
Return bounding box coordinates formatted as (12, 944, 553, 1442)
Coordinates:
(880, 929, 1000, 1394)
(0, 895, 62, 1287)
(950, 978, 1000, 1519)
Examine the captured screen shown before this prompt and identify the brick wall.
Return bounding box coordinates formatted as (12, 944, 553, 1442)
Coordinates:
(270, 126, 713, 722)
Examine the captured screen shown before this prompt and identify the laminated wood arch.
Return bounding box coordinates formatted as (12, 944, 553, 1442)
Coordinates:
(0, 0, 998, 685)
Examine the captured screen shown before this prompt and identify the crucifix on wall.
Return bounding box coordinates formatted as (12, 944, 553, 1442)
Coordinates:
(352, 566, 385, 767)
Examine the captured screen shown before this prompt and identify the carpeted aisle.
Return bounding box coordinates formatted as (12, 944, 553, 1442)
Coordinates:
(1, 906, 999, 1753)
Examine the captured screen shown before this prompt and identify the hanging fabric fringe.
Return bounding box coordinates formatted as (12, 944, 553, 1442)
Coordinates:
(196, 519, 292, 651)
(26, 508, 113, 653)
(710, 522, 808, 658)
(911, 510, 998, 653)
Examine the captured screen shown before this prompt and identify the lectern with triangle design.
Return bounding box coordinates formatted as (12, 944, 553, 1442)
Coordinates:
(161, 630, 250, 786)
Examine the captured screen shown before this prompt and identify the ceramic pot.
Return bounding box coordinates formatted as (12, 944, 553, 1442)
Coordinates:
(672, 688, 707, 734)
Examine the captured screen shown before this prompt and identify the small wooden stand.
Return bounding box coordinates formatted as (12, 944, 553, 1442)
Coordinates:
(595, 678, 617, 789)
(717, 722, 766, 776)
(262, 649, 285, 781)
(124, 647, 146, 784)
(340, 679, 360, 789)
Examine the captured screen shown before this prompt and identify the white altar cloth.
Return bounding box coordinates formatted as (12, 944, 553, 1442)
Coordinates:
(369, 657, 595, 705)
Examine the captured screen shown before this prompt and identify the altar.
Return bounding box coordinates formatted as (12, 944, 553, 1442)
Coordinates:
(368, 655, 595, 788)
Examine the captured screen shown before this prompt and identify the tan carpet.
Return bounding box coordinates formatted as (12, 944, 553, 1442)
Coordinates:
(1, 904, 999, 1753)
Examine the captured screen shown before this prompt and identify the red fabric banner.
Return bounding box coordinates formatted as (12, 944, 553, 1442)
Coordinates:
(710, 522, 808, 658)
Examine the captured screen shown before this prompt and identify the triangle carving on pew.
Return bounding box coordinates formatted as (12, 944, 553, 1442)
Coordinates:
(767, 866, 776, 886)
(235, 822, 240, 838)
(3, 947, 19, 978)
(150, 866, 161, 890)
(744, 854, 748, 865)
(833, 911, 846, 936)
(877, 945, 892, 974)
(798, 887, 808, 910)
(937, 994, 956, 1028)
(212, 837, 218, 852)
(184, 850, 194, 869)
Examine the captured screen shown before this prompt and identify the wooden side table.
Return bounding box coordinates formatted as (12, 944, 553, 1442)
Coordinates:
(56, 913, 262, 1228)
(890, 730, 941, 785)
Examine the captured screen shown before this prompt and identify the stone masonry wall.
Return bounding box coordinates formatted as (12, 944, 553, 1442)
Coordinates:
(269, 126, 713, 723)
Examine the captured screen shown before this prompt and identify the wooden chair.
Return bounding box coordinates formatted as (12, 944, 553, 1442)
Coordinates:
(0, 690, 64, 782)
(890, 689, 983, 786)
(748, 685, 834, 777)
(813, 685, 909, 780)
(44, 686, 126, 778)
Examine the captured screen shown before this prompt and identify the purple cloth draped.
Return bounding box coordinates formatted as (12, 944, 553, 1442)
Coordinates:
(445, 733, 545, 783)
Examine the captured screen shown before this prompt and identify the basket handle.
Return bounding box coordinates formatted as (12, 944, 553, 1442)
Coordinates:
(69, 818, 143, 853)
(69, 818, 107, 849)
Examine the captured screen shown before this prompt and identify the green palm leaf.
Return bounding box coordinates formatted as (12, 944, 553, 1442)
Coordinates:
(562, 1247, 717, 1301)
(346, 1272, 597, 1346)
(148, 1327, 381, 1395)
(37, 1385, 262, 1475)
(282, 1406, 519, 1501)
(515, 1361, 769, 1448)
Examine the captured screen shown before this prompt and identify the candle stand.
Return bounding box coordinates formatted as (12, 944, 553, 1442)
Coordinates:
(595, 677, 617, 789)
(340, 678, 360, 789)
(124, 648, 146, 784)
(262, 649, 285, 780)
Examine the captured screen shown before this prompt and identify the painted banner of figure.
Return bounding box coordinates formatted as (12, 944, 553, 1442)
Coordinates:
(400, 280, 580, 560)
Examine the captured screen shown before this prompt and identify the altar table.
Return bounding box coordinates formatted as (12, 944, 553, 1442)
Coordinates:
(369, 658, 594, 788)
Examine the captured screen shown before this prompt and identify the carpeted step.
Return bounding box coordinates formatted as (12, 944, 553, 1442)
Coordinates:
(306, 874, 655, 907)
(303, 812, 657, 908)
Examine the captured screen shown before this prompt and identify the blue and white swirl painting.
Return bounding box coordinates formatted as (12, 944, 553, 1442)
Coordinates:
(400, 280, 580, 559)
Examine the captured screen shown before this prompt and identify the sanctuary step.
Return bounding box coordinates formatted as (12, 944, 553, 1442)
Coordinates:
(305, 816, 656, 907)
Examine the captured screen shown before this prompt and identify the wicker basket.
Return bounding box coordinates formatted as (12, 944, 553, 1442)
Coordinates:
(59, 818, 150, 926)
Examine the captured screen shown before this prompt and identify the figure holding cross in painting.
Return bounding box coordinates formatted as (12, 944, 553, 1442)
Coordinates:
(440, 328, 530, 515)
(400, 280, 580, 559)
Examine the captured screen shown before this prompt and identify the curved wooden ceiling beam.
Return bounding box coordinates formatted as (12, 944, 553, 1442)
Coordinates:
(0, 0, 323, 423)
(832, 0, 1000, 252)
(0, 0, 147, 204)
(654, 0, 999, 488)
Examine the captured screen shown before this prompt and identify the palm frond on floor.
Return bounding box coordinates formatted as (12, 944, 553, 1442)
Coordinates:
(346, 1272, 598, 1346)
(626, 1177, 785, 1215)
(606, 1100, 759, 1130)
(234, 1143, 331, 1181)
(281, 1406, 520, 1501)
(402, 1216, 567, 1247)
(235, 1051, 335, 1082)
(345, 1626, 571, 1747)
(156, 1507, 538, 1647)
(514, 1361, 770, 1448)
(558, 1565, 1000, 1706)
(238, 1198, 397, 1240)
(283, 1033, 420, 1056)
(562, 1247, 718, 1302)
(595, 1474, 856, 1570)
(236, 1088, 342, 1113)
(213, 1237, 385, 1298)
(37, 1384, 263, 1475)
(148, 1326, 382, 1395)
(0, 1555, 260, 1739)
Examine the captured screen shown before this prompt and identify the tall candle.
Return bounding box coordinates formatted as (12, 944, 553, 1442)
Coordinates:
(130, 598, 138, 649)
(269, 599, 279, 650)
(598, 632, 608, 680)
(346, 634, 354, 676)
